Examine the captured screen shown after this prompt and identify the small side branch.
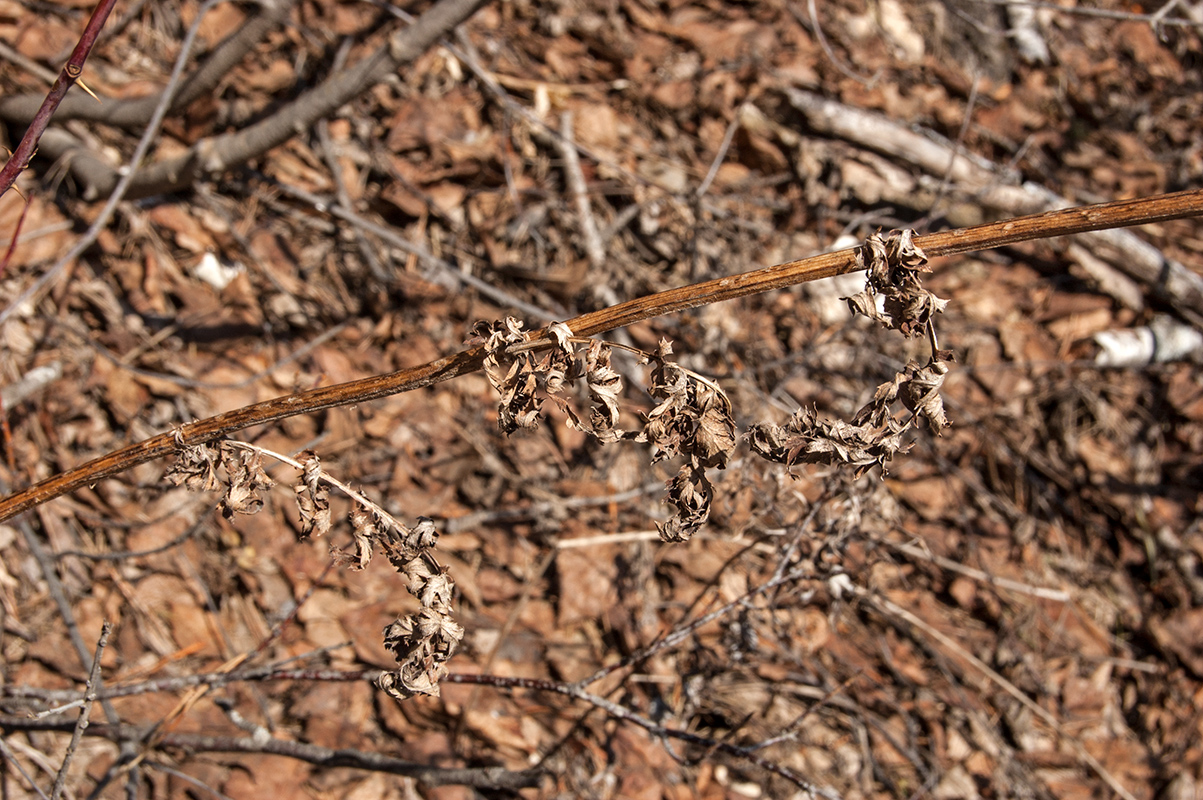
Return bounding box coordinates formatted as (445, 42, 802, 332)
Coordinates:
(49, 622, 111, 800)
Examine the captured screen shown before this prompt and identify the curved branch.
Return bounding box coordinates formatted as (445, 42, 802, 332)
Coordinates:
(1, 188, 1200, 522)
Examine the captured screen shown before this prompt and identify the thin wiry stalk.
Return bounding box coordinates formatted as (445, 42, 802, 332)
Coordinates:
(0, 187, 1201, 522)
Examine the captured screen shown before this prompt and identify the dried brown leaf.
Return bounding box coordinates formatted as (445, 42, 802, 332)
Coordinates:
(219, 446, 274, 517)
(693, 389, 737, 469)
(901, 361, 951, 432)
(294, 450, 331, 538)
(584, 340, 622, 430)
(659, 464, 713, 542)
(165, 442, 223, 492)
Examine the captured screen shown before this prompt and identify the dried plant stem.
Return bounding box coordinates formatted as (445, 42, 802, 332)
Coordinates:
(223, 441, 403, 531)
(861, 587, 1139, 800)
(49, 622, 110, 800)
(1, 187, 1201, 522)
(0, 0, 116, 197)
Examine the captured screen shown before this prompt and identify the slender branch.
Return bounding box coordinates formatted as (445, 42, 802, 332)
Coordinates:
(861, 587, 1140, 800)
(0, 0, 117, 196)
(49, 622, 111, 800)
(0, 718, 541, 790)
(442, 673, 841, 796)
(1, 187, 1201, 522)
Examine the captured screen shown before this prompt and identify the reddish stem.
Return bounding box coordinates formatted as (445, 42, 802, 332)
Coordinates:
(0, 196, 29, 277)
(0, 0, 118, 197)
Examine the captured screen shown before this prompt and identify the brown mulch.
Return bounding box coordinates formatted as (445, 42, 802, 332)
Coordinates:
(2, 0, 1203, 798)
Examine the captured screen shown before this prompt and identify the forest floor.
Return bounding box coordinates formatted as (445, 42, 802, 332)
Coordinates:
(2, 0, 1203, 798)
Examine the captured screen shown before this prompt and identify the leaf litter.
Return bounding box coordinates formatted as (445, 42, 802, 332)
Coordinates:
(1, 0, 1202, 797)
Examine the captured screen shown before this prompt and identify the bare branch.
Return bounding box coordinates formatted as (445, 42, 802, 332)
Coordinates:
(0, 0, 291, 131)
(0, 187, 1201, 521)
(49, 622, 111, 800)
(34, 0, 491, 199)
(0, 717, 542, 790)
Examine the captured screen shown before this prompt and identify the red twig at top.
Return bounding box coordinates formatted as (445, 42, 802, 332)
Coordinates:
(0, 0, 117, 198)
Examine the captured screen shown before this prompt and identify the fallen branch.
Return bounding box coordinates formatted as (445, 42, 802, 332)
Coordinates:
(773, 88, 1203, 324)
(0, 717, 541, 790)
(0, 187, 1201, 521)
(25, 0, 490, 199)
(0, 0, 290, 134)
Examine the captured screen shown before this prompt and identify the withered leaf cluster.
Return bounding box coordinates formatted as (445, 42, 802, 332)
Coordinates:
(644, 340, 737, 542)
(295, 450, 332, 539)
(751, 229, 953, 474)
(375, 517, 463, 701)
(474, 317, 542, 434)
(166, 438, 463, 701)
(843, 228, 949, 340)
(165, 439, 273, 518)
(477, 323, 738, 541)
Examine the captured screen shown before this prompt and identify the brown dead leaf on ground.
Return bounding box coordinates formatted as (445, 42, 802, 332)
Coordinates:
(2, 0, 1203, 797)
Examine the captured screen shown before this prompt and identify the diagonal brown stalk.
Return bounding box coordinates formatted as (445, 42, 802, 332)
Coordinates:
(0, 0, 117, 197)
(1, 187, 1201, 522)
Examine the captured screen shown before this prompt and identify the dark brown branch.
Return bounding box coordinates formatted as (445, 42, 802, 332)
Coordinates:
(442, 673, 839, 795)
(1, 188, 1201, 521)
(0, 0, 117, 196)
(0, 0, 291, 132)
(0, 717, 541, 790)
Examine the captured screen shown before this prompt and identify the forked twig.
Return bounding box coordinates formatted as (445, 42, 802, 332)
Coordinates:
(49, 622, 110, 800)
(0, 187, 1201, 522)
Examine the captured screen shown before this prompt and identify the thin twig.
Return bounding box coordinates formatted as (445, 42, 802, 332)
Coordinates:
(223, 441, 406, 533)
(0, 40, 59, 84)
(0, 736, 51, 800)
(0, 717, 542, 790)
(143, 761, 234, 800)
(49, 621, 110, 800)
(695, 110, 740, 199)
(794, 0, 880, 87)
(315, 37, 388, 282)
(860, 587, 1140, 800)
(920, 75, 981, 230)
(557, 111, 607, 269)
(443, 673, 842, 797)
(263, 177, 563, 321)
(879, 536, 1071, 601)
